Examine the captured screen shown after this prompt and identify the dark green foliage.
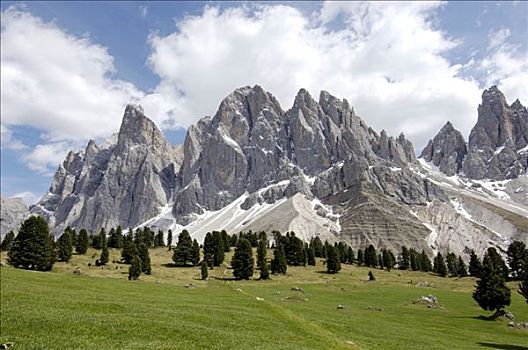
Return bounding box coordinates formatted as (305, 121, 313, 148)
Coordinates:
(200, 260, 208, 280)
(337, 242, 347, 264)
(485, 247, 509, 280)
(121, 234, 136, 264)
(284, 232, 306, 266)
(8, 216, 55, 271)
(368, 271, 375, 281)
(1, 230, 15, 251)
(310, 237, 324, 258)
(229, 234, 238, 248)
(90, 232, 102, 249)
(257, 239, 270, 280)
(382, 249, 395, 271)
(167, 229, 173, 250)
(469, 250, 482, 278)
(364, 245, 377, 268)
(433, 252, 448, 277)
(213, 231, 225, 266)
(446, 252, 457, 277)
(326, 245, 341, 274)
(519, 267, 528, 304)
(75, 229, 89, 255)
(128, 254, 142, 280)
(357, 249, 364, 266)
(221, 230, 230, 252)
(271, 243, 287, 275)
(347, 247, 355, 264)
(507, 241, 527, 280)
(108, 227, 124, 249)
(155, 230, 165, 247)
(231, 238, 254, 280)
(456, 256, 468, 277)
(172, 230, 194, 266)
(138, 243, 151, 274)
(98, 230, 109, 265)
(473, 252, 511, 318)
(57, 230, 73, 262)
(399, 246, 410, 270)
(238, 231, 259, 247)
(191, 239, 200, 266)
(419, 251, 432, 272)
(307, 246, 316, 266)
(409, 249, 421, 271)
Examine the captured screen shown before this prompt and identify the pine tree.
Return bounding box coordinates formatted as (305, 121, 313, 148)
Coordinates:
(271, 243, 287, 275)
(347, 247, 355, 264)
(456, 256, 468, 277)
(8, 216, 55, 271)
(156, 230, 165, 247)
(231, 238, 254, 280)
(365, 245, 377, 268)
(257, 239, 270, 280)
(519, 269, 528, 304)
(172, 230, 194, 266)
(311, 237, 324, 258)
(221, 230, 230, 252)
(138, 243, 151, 274)
(57, 230, 73, 262)
(473, 253, 511, 319)
(213, 231, 225, 266)
(326, 245, 341, 274)
(167, 229, 173, 250)
(128, 254, 142, 280)
(419, 250, 432, 272)
(191, 239, 200, 266)
(357, 249, 364, 266)
(99, 233, 109, 265)
(469, 250, 482, 278)
(446, 252, 457, 276)
(108, 227, 123, 249)
(399, 246, 410, 270)
(307, 246, 316, 266)
(382, 249, 393, 271)
(201, 260, 209, 280)
(76, 229, 89, 255)
(485, 247, 509, 280)
(0, 230, 15, 251)
(507, 241, 527, 280)
(121, 234, 136, 264)
(433, 252, 448, 277)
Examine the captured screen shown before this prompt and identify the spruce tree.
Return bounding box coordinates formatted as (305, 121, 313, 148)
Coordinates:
(57, 230, 73, 262)
(191, 239, 200, 266)
(167, 229, 173, 250)
(357, 249, 364, 266)
(221, 230, 230, 252)
(201, 260, 209, 280)
(257, 239, 270, 280)
(473, 253, 511, 318)
(1, 230, 15, 251)
(98, 230, 109, 265)
(128, 254, 142, 280)
(446, 252, 457, 276)
(347, 247, 355, 264)
(311, 237, 324, 258)
(399, 246, 410, 270)
(433, 252, 448, 277)
(326, 245, 341, 274)
(121, 234, 136, 264)
(231, 238, 254, 280)
(271, 243, 287, 274)
(156, 230, 165, 247)
(419, 250, 432, 272)
(307, 246, 316, 266)
(138, 242, 151, 274)
(469, 250, 482, 278)
(107, 227, 123, 249)
(456, 256, 468, 277)
(382, 249, 393, 271)
(213, 231, 225, 266)
(519, 269, 528, 304)
(76, 229, 89, 255)
(8, 216, 55, 271)
(172, 230, 194, 266)
(485, 247, 509, 280)
(507, 241, 527, 280)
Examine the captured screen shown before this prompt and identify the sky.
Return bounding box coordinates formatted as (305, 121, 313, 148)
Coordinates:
(1, 1, 527, 205)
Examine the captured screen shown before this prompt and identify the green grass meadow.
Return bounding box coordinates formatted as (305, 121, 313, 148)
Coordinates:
(1, 248, 527, 349)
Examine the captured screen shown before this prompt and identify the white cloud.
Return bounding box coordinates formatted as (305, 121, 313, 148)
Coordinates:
(1, 124, 27, 151)
(146, 3, 484, 150)
(139, 5, 148, 18)
(21, 142, 75, 175)
(12, 191, 41, 205)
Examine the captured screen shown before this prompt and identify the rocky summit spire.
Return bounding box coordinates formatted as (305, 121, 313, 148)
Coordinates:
(420, 121, 467, 176)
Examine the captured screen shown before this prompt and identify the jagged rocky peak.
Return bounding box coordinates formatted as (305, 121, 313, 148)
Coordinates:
(420, 121, 467, 176)
(463, 86, 528, 180)
(32, 104, 183, 234)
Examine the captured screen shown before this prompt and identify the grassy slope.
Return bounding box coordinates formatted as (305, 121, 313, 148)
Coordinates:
(1, 248, 527, 350)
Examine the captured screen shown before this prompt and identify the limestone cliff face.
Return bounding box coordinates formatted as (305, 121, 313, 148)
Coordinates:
(420, 122, 467, 176)
(1, 195, 28, 237)
(31, 105, 183, 234)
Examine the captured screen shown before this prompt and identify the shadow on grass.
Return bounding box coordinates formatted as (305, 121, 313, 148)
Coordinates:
(161, 263, 195, 268)
(478, 343, 528, 350)
(212, 276, 239, 281)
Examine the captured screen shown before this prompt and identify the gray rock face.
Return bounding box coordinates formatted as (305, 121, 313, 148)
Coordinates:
(420, 122, 467, 176)
(463, 86, 528, 180)
(0, 195, 28, 237)
(31, 105, 183, 234)
(173, 85, 439, 224)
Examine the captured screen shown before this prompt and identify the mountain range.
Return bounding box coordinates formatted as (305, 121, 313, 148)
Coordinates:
(2, 85, 527, 258)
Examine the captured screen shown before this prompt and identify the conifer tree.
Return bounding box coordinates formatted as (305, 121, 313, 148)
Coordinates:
(0, 230, 15, 251)
(138, 242, 151, 274)
(221, 230, 230, 252)
(326, 245, 341, 274)
(75, 229, 89, 255)
(307, 245, 316, 266)
(446, 252, 457, 276)
(399, 246, 410, 270)
(57, 229, 73, 262)
(410, 249, 420, 271)
(156, 230, 165, 247)
(191, 239, 200, 266)
(485, 247, 509, 280)
(433, 252, 448, 277)
(8, 216, 55, 271)
(357, 249, 364, 266)
(519, 269, 528, 304)
(347, 247, 355, 264)
(271, 243, 287, 274)
(167, 229, 173, 250)
(311, 237, 324, 258)
(213, 231, 225, 266)
(201, 260, 209, 280)
(473, 253, 511, 318)
(456, 255, 468, 277)
(507, 241, 527, 280)
(128, 254, 142, 280)
(368, 270, 376, 281)
(99, 232, 109, 265)
(382, 249, 393, 271)
(257, 239, 270, 280)
(172, 230, 194, 266)
(419, 250, 432, 272)
(108, 227, 123, 249)
(121, 234, 136, 264)
(469, 250, 483, 278)
(231, 238, 254, 280)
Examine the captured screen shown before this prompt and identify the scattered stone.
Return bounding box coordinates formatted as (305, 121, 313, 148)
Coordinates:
(185, 283, 195, 289)
(416, 281, 435, 288)
(255, 297, 264, 301)
(73, 268, 81, 275)
(337, 304, 345, 309)
(503, 311, 515, 322)
(366, 306, 383, 311)
(291, 286, 305, 293)
(0, 342, 13, 349)
(507, 322, 528, 330)
(0, 261, 6, 267)
(413, 295, 440, 309)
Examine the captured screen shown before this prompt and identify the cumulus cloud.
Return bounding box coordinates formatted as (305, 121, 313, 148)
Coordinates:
(21, 141, 76, 175)
(12, 191, 41, 205)
(146, 3, 484, 150)
(1, 124, 27, 151)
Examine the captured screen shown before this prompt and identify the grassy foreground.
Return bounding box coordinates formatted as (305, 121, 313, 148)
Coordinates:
(1, 248, 527, 350)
